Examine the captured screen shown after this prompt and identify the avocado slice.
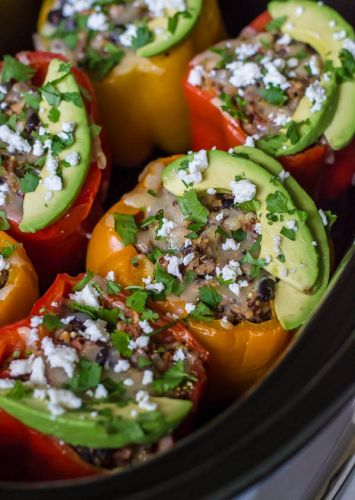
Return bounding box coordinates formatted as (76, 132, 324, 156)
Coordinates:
(137, 0, 202, 58)
(268, 0, 355, 151)
(20, 59, 91, 233)
(233, 146, 329, 330)
(162, 150, 319, 294)
(0, 391, 192, 448)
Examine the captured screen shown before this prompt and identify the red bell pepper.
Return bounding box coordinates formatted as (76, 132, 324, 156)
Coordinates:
(184, 13, 353, 198)
(0, 273, 208, 481)
(2, 52, 110, 288)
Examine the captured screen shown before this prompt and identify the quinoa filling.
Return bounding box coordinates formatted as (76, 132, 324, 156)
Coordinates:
(188, 23, 326, 141)
(40, 0, 192, 80)
(0, 273, 204, 469)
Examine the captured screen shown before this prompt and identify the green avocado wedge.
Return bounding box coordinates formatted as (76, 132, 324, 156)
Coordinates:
(163, 150, 319, 295)
(0, 391, 192, 449)
(268, 0, 355, 152)
(137, 0, 202, 57)
(20, 58, 91, 233)
(233, 146, 330, 330)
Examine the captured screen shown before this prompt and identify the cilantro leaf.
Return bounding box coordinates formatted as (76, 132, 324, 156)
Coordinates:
(73, 270, 94, 291)
(280, 226, 296, 240)
(84, 46, 124, 80)
(241, 252, 267, 267)
(106, 280, 121, 295)
(0, 243, 18, 259)
(41, 82, 61, 106)
(67, 358, 101, 393)
(231, 229, 247, 242)
(131, 25, 154, 50)
(23, 92, 41, 111)
(19, 171, 40, 193)
(199, 286, 222, 310)
(266, 15, 287, 32)
(1, 56, 35, 83)
(259, 85, 288, 105)
(0, 209, 10, 230)
(89, 124, 102, 138)
(48, 106, 60, 122)
(151, 360, 196, 395)
(42, 313, 63, 332)
(62, 91, 83, 108)
(286, 121, 300, 145)
(189, 302, 214, 321)
(113, 213, 138, 246)
(266, 190, 290, 215)
(125, 290, 148, 313)
(6, 380, 31, 399)
(177, 189, 208, 224)
(111, 330, 132, 357)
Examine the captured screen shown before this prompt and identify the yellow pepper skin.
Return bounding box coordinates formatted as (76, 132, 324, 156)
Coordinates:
(0, 232, 39, 327)
(87, 157, 292, 402)
(37, 0, 225, 167)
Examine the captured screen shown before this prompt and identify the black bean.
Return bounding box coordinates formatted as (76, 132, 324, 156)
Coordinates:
(25, 112, 40, 133)
(0, 269, 9, 289)
(96, 346, 109, 366)
(257, 277, 276, 302)
(48, 9, 63, 26)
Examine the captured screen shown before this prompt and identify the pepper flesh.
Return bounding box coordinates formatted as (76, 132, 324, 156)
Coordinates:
(184, 11, 354, 197)
(0, 272, 207, 480)
(1, 52, 109, 287)
(0, 232, 39, 327)
(37, 0, 225, 167)
(87, 156, 292, 401)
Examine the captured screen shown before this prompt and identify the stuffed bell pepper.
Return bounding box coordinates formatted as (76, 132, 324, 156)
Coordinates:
(35, 0, 225, 167)
(184, 0, 355, 196)
(0, 272, 207, 481)
(0, 52, 108, 286)
(0, 231, 39, 327)
(87, 148, 331, 401)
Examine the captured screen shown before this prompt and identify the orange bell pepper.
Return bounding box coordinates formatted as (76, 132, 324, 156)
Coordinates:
(36, 0, 225, 167)
(87, 156, 292, 401)
(0, 232, 39, 327)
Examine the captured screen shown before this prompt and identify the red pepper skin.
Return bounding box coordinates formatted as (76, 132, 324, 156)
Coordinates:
(0, 274, 207, 481)
(184, 13, 354, 197)
(317, 141, 355, 201)
(3, 52, 110, 288)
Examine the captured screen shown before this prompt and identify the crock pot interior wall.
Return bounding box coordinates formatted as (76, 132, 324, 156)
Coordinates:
(0, 1, 354, 499)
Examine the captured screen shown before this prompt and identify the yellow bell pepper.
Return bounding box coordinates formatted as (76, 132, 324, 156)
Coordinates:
(36, 0, 225, 167)
(87, 157, 292, 401)
(0, 232, 39, 327)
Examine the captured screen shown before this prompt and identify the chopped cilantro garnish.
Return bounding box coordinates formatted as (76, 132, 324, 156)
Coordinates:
(237, 199, 261, 212)
(111, 330, 132, 358)
(6, 380, 31, 400)
(177, 189, 208, 225)
(151, 360, 196, 394)
(67, 358, 101, 393)
(199, 286, 222, 310)
(131, 25, 154, 50)
(0, 243, 18, 259)
(168, 10, 191, 34)
(113, 213, 138, 246)
(280, 227, 296, 240)
(48, 106, 60, 122)
(285, 121, 300, 145)
(106, 280, 121, 295)
(231, 229, 247, 242)
(266, 15, 287, 32)
(42, 313, 63, 332)
(259, 85, 288, 105)
(189, 302, 214, 321)
(19, 171, 40, 193)
(0, 209, 10, 230)
(23, 91, 41, 110)
(1, 56, 35, 83)
(73, 270, 94, 292)
(125, 289, 148, 313)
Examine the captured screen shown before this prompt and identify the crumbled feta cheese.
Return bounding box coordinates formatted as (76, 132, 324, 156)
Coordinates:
(142, 370, 154, 386)
(38, 126, 46, 136)
(230, 178, 256, 204)
(308, 55, 320, 75)
(69, 284, 100, 309)
(286, 219, 298, 231)
(129, 336, 150, 350)
(114, 359, 130, 373)
(274, 234, 281, 255)
(61, 315, 75, 325)
(144, 0, 186, 17)
(29, 356, 47, 386)
(42, 336, 78, 378)
(164, 255, 182, 279)
(136, 390, 157, 411)
(185, 303, 196, 314)
(222, 238, 239, 251)
(47, 388, 81, 416)
(239, 280, 249, 288)
(32, 140, 44, 157)
(0, 379, 15, 390)
(216, 260, 242, 282)
(215, 211, 224, 222)
(157, 218, 175, 238)
(9, 357, 33, 377)
(254, 223, 262, 235)
(187, 65, 203, 87)
(287, 57, 298, 68)
(333, 30, 347, 41)
(280, 267, 288, 278)
(0, 255, 10, 272)
(329, 20, 336, 28)
(318, 209, 328, 226)
(285, 22, 294, 30)
(119, 24, 138, 47)
(245, 136, 256, 148)
(207, 188, 216, 195)
(343, 38, 355, 57)
(262, 62, 290, 90)
(305, 81, 327, 112)
(87, 12, 109, 31)
(30, 316, 43, 328)
(46, 154, 58, 175)
(277, 33, 291, 45)
(227, 61, 262, 88)
(139, 320, 153, 334)
(235, 42, 260, 60)
(0, 84, 7, 94)
(65, 152, 80, 167)
(0, 125, 31, 154)
(295, 6, 304, 16)
(273, 57, 286, 69)
(177, 150, 209, 185)
(44, 174, 62, 192)
(312, 240, 318, 246)
(81, 318, 109, 342)
(229, 283, 240, 296)
(106, 270, 116, 281)
(62, 122, 75, 133)
(45, 192, 53, 203)
(269, 112, 290, 127)
(278, 169, 290, 182)
(173, 348, 186, 362)
(146, 281, 165, 293)
(123, 378, 134, 386)
(94, 384, 108, 399)
(184, 238, 192, 248)
(183, 253, 195, 266)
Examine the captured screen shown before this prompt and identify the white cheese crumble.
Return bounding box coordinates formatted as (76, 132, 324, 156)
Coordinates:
(207, 187, 216, 195)
(69, 284, 100, 309)
(44, 174, 62, 192)
(188, 65, 203, 87)
(262, 62, 290, 90)
(0, 125, 31, 154)
(123, 378, 134, 386)
(216, 260, 242, 282)
(215, 211, 224, 222)
(312, 240, 318, 246)
(230, 178, 256, 204)
(318, 209, 328, 226)
(183, 252, 195, 266)
(142, 370, 154, 386)
(94, 384, 108, 399)
(286, 219, 298, 231)
(305, 81, 327, 112)
(136, 390, 157, 411)
(245, 136, 256, 148)
(343, 38, 355, 57)
(269, 112, 290, 127)
(164, 255, 182, 279)
(235, 42, 260, 60)
(156, 218, 175, 238)
(227, 61, 262, 88)
(129, 335, 150, 350)
(185, 302, 196, 314)
(9, 357, 33, 377)
(81, 318, 109, 342)
(177, 150, 209, 185)
(87, 12, 109, 31)
(29, 356, 47, 386)
(254, 223, 262, 235)
(139, 320, 153, 334)
(0, 255, 10, 272)
(65, 152, 80, 167)
(30, 316, 43, 328)
(222, 238, 239, 251)
(114, 359, 130, 373)
(278, 169, 290, 183)
(119, 24, 138, 47)
(32, 140, 44, 157)
(42, 336, 78, 378)
(333, 30, 347, 41)
(329, 20, 336, 28)
(144, 0, 186, 17)
(287, 57, 298, 69)
(0, 379, 15, 389)
(277, 33, 292, 45)
(295, 6, 304, 16)
(47, 388, 82, 416)
(229, 283, 240, 296)
(173, 348, 186, 361)
(308, 55, 320, 76)
(274, 234, 281, 255)
(105, 270, 116, 281)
